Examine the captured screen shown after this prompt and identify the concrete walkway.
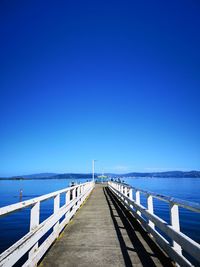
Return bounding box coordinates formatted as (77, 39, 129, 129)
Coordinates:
(40, 185, 174, 267)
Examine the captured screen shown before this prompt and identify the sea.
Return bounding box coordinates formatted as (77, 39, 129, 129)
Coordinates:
(0, 177, 199, 257)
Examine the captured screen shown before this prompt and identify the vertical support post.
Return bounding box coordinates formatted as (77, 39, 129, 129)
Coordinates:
(121, 185, 124, 199)
(120, 185, 122, 199)
(72, 188, 76, 210)
(147, 195, 154, 229)
(129, 188, 133, 209)
(65, 190, 70, 220)
(29, 202, 40, 262)
(124, 186, 128, 196)
(65, 190, 70, 205)
(117, 183, 120, 196)
(82, 185, 85, 202)
(136, 190, 141, 216)
(79, 185, 82, 204)
(77, 186, 81, 207)
(124, 186, 128, 204)
(54, 194, 60, 238)
(170, 203, 182, 254)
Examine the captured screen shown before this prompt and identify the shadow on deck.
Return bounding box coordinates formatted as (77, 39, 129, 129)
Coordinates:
(104, 187, 174, 267)
(40, 185, 174, 267)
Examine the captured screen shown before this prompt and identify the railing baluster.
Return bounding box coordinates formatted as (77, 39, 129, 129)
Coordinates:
(170, 203, 182, 255)
(72, 188, 76, 210)
(121, 185, 123, 199)
(29, 201, 40, 263)
(136, 190, 141, 216)
(129, 188, 133, 209)
(147, 195, 154, 229)
(65, 190, 70, 220)
(77, 186, 81, 207)
(124, 186, 128, 196)
(108, 182, 200, 267)
(117, 183, 119, 194)
(0, 181, 93, 267)
(124, 186, 128, 204)
(54, 194, 60, 238)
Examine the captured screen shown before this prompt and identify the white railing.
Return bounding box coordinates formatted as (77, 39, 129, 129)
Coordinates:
(0, 181, 94, 267)
(108, 181, 200, 267)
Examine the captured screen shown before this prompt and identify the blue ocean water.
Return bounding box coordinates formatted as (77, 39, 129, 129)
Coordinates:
(0, 178, 89, 254)
(0, 177, 199, 256)
(123, 177, 200, 244)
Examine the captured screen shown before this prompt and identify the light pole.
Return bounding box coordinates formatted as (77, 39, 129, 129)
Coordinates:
(92, 160, 97, 182)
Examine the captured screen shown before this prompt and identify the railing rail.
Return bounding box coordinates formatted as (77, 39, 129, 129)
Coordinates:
(128, 183, 200, 213)
(0, 181, 95, 267)
(108, 181, 200, 267)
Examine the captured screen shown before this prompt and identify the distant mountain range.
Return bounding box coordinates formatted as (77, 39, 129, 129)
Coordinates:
(21, 173, 57, 179)
(0, 171, 200, 180)
(116, 171, 200, 178)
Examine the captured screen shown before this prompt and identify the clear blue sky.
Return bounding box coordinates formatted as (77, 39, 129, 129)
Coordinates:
(0, 0, 200, 176)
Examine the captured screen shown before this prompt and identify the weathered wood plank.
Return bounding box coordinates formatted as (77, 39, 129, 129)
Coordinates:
(109, 182, 200, 266)
(41, 185, 174, 267)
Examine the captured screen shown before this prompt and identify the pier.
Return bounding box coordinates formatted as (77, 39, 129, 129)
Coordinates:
(0, 181, 200, 267)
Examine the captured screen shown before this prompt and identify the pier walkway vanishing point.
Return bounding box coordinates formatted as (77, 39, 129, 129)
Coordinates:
(0, 181, 200, 267)
(41, 184, 173, 267)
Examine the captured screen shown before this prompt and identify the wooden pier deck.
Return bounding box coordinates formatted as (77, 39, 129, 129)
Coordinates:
(40, 184, 173, 267)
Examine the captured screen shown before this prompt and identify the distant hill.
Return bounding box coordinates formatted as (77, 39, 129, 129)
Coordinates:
(119, 171, 200, 178)
(3, 173, 94, 180)
(1, 171, 200, 180)
(48, 173, 93, 179)
(21, 173, 58, 179)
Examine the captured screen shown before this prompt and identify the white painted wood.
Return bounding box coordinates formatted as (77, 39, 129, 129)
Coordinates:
(170, 203, 182, 255)
(124, 186, 128, 204)
(77, 186, 81, 208)
(65, 190, 70, 204)
(124, 186, 128, 196)
(0, 181, 94, 267)
(29, 201, 40, 264)
(65, 191, 70, 221)
(108, 182, 200, 266)
(135, 190, 141, 216)
(53, 194, 60, 238)
(108, 181, 200, 213)
(0, 182, 92, 216)
(147, 195, 154, 229)
(129, 188, 133, 209)
(120, 185, 124, 200)
(22, 231, 56, 267)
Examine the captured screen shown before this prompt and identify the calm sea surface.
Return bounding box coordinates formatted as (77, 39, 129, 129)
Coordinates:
(0, 177, 199, 255)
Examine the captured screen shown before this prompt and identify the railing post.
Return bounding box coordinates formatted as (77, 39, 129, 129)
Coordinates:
(147, 195, 155, 229)
(124, 186, 128, 204)
(116, 183, 119, 196)
(29, 201, 40, 263)
(54, 194, 60, 238)
(136, 190, 141, 216)
(120, 185, 123, 198)
(66, 190, 70, 205)
(124, 186, 128, 196)
(72, 188, 76, 209)
(129, 188, 133, 209)
(170, 203, 182, 255)
(79, 185, 82, 204)
(65, 190, 70, 220)
(77, 186, 81, 207)
(82, 185, 85, 201)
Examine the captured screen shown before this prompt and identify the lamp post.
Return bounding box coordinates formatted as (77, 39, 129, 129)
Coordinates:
(92, 160, 97, 182)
